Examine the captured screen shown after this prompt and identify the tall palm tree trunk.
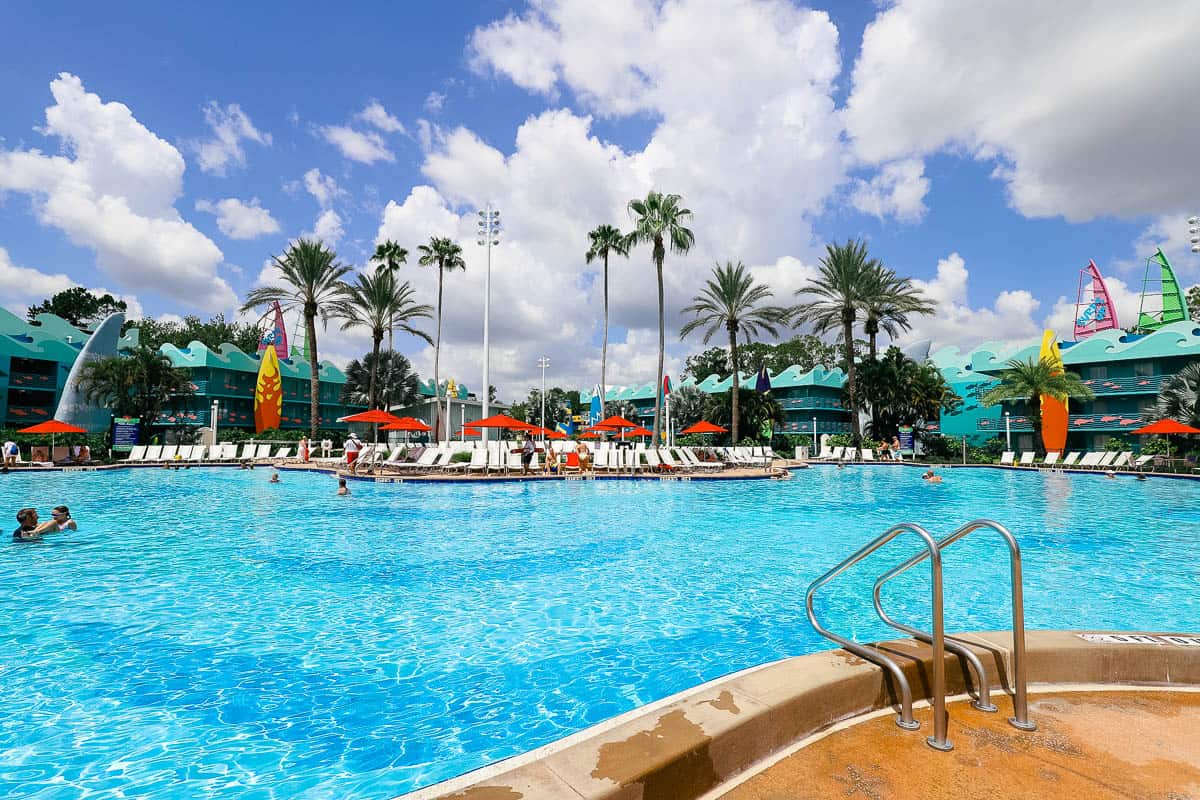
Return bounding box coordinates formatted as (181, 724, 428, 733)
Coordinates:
(369, 333, 381, 410)
(729, 326, 740, 444)
(653, 256, 665, 442)
(306, 312, 320, 439)
(433, 267, 443, 411)
(600, 251, 609, 419)
(843, 313, 860, 442)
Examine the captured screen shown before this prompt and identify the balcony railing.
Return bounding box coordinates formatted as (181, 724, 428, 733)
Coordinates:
(779, 397, 847, 411)
(7, 371, 57, 390)
(978, 413, 1146, 432)
(5, 405, 54, 421)
(1080, 375, 1167, 395)
(777, 420, 851, 434)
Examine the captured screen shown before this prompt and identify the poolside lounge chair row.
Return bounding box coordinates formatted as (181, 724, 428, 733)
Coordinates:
(999, 450, 1154, 471)
(811, 445, 902, 463)
(124, 444, 293, 464)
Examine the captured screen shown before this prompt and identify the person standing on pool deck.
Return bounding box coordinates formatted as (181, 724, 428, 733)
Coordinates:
(298, 436, 310, 463)
(520, 433, 535, 476)
(2, 440, 17, 467)
(343, 433, 361, 466)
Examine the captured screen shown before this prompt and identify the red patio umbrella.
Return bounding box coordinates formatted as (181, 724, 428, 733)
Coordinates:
(464, 413, 537, 431)
(1130, 418, 1200, 461)
(625, 425, 653, 437)
(339, 409, 402, 424)
(590, 415, 640, 431)
(380, 417, 432, 432)
(528, 425, 567, 439)
(680, 420, 727, 435)
(18, 419, 88, 458)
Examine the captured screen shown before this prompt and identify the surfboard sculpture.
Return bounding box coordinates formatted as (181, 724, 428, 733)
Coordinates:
(253, 345, 283, 433)
(1073, 260, 1118, 339)
(1038, 330, 1068, 454)
(55, 311, 125, 432)
(1136, 248, 1190, 333)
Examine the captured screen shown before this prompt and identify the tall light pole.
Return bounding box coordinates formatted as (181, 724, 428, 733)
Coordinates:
(1005, 411, 1012, 450)
(477, 205, 501, 442)
(537, 356, 550, 440)
(1189, 216, 1200, 254)
(212, 399, 220, 447)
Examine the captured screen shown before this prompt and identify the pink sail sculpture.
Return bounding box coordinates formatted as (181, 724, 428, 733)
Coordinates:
(1074, 260, 1119, 339)
(257, 300, 289, 360)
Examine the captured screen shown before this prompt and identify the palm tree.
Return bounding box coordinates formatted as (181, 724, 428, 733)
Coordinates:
(680, 261, 788, 443)
(330, 270, 432, 410)
(792, 239, 879, 442)
(670, 384, 707, 431)
(241, 239, 351, 437)
(980, 356, 1094, 453)
(78, 346, 195, 442)
(341, 350, 422, 411)
(1155, 362, 1200, 429)
(370, 240, 410, 350)
(626, 191, 695, 441)
(861, 263, 935, 361)
(585, 224, 629, 419)
(416, 237, 466, 409)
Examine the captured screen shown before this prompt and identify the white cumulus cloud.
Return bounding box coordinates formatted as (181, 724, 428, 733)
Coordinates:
(306, 209, 344, 246)
(356, 100, 405, 133)
(845, 0, 1200, 222)
(849, 159, 930, 223)
(191, 101, 271, 176)
(0, 246, 144, 319)
(319, 125, 395, 164)
(195, 197, 280, 240)
(0, 73, 235, 310)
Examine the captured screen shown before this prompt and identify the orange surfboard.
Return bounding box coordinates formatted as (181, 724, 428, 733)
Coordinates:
(1038, 330, 1067, 454)
(254, 346, 283, 433)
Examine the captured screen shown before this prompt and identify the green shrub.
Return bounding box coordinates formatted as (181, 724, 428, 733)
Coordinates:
(827, 432, 855, 448)
(1140, 437, 1170, 455)
(1103, 436, 1132, 452)
(449, 451, 472, 463)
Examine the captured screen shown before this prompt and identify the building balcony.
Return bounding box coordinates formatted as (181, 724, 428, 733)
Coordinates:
(1079, 375, 1168, 395)
(5, 405, 54, 422)
(7, 371, 57, 390)
(778, 396, 847, 411)
(776, 419, 851, 434)
(978, 413, 1146, 433)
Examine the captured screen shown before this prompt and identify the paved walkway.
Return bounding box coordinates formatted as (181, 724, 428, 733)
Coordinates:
(718, 691, 1200, 800)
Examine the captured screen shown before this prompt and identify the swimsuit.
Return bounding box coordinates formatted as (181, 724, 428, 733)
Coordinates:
(12, 526, 35, 541)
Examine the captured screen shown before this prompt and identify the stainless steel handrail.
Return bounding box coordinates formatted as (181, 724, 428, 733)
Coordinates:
(873, 519, 1035, 731)
(806, 523, 952, 750)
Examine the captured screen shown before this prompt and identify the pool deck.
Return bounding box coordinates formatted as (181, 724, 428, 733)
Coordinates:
(402, 630, 1200, 800)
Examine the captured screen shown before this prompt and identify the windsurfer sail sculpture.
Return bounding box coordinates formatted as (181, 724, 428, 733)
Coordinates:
(1073, 260, 1119, 339)
(1135, 248, 1190, 333)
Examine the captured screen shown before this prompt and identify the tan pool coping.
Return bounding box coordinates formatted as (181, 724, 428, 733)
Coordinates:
(399, 630, 1200, 800)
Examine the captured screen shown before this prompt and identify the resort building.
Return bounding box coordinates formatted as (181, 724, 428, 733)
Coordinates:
(934, 321, 1200, 451)
(0, 307, 361, 434)
(581, 365, 853, 437)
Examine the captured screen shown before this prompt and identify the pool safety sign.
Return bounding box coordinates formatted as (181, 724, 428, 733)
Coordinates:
(111, 416, 140, 452)
(1077, 633, 1200, 647)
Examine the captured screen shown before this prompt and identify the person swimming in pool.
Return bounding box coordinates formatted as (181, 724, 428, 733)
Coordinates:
(269, 469, 280, 483)
(336, 478, 350, 496)
(921, 468, 942, 483)
(49, 505, 77, 531)
(12, 508, 61, 541)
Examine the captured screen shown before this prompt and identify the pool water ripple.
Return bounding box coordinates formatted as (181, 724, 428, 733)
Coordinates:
(1, 466, 1197, 798)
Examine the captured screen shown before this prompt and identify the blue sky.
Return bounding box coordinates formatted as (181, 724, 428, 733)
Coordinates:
(1, 1, 1197, 399)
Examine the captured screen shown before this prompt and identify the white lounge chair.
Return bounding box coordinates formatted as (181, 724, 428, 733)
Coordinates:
(682, 447, 721, 471)
(253, 444, 272, 460)
(175, 445, 193, 460)
(1018, 452, 1035, 466)
(1061, 452, 1080, 467)
(466, 449, 489, 474)
(828, 446, 844, 462)
(237, 444, 256, 461)
(1040, 452, 1060, 468)
(644, 448, 664, 473)
(159, 445, 179, 462)
(126, 445, 147, 462)
(1095, 451, 1118, 469)
(1077, 452, 1103, 469)
(1132, 454, 1154, 470)
(1110, 451, 1132, 469)
(221, 443, 239, 461)
(659, 449, 691, 472)
(999, 451, 1015, 466)
(273, 447, 292, 460)
(861, 448, 875, 462)
(143, 445, 162, 461)
(190, 445, 206, 462)
(843, 447, 858, 462)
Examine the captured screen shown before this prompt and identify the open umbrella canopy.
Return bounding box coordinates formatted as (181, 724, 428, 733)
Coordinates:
(380, 417, 432, 432)
(626, 426, 654, 437)
(680, 420, 727, 435)
(1131, 419, 1200, 435)
(578, 431, 603, 439)
(464, 413, 536, 431)
(529, 425, 567, 439)
(339, 409, 402, 424)
(17, 420, 88, 434)
(590, 415, 641, 430)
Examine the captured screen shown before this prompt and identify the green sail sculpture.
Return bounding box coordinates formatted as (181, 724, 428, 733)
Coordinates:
(1136, 248, 1190, 332)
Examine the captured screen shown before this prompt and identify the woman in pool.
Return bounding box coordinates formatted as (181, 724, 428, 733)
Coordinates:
(12, 508, 63, 541)
(336, 478, 350, 496)
(921, 468, 942, 483)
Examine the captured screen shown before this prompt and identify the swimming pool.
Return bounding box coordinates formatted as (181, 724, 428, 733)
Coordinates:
(1, 466, 1196, 798)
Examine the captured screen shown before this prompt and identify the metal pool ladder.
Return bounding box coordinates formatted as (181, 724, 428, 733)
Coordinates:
(805, 519, 1035, 752)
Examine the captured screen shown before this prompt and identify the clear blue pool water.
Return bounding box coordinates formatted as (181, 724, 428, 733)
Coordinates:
(1, 465, 1197, 799)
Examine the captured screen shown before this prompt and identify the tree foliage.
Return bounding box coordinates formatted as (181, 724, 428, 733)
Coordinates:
(340, 350, 422, 410)
(980, 356, 1095, 453)
(28, 287, 127, 328)
(585, 224, 629, 418)
(704, 389, 782, 443)
(417, 236, 466, 403)
(510, 387, 581, 427)
(858, 347, 962, 441)
(135, 314, 262, 354)
(1155, 362, 1200, 429)
(1188, 285, 1200, 323)
(669, 385, 707, 430)
(683, 335, 840, 382)
(77, 346, 194, 442)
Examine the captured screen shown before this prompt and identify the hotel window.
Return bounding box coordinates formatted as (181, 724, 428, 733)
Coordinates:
(1089, 365, 1107, 379)
(1090, 399, 1107, 414)
(1134, 361, 1154, 377)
